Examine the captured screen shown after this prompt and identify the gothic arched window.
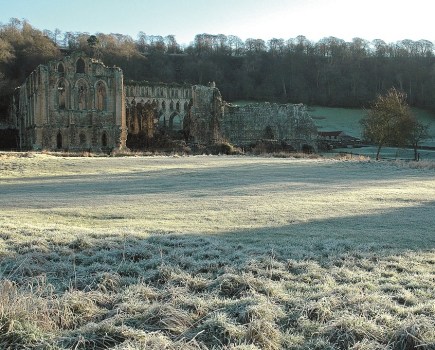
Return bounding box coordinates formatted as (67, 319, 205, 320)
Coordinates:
(76, 58, 85, 73)
(96, 82, 106, 111)
(58, 80, 66, 109)
(58, 63, 65, 74)
(76, 81, 88, 110)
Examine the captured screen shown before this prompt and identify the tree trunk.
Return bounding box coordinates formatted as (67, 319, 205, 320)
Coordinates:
(376, 144, 382, 160)
(281, 77, 287, 98)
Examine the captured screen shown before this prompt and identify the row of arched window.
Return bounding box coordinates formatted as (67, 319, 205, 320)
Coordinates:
(57, 58, 86, 75)
(161, 100, 189, 112)
(57, 79, 107, 111)
(129, 99, 189, 113)
(56, 131, 108, 149)
(125, 85, 191, 99)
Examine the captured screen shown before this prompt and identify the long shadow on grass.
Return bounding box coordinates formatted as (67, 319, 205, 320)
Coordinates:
(0, 159, 431, 208)
(1, 199, 434, 288)
(1, 201, 434, 349)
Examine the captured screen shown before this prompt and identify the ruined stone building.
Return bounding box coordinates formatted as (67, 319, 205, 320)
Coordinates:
(11, 52, 127, 151)
(124, 81, 223, 146)
(11, 53, 316, 151)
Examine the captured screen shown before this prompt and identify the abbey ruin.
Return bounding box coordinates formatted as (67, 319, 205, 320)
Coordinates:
(10, 52, 317, 152)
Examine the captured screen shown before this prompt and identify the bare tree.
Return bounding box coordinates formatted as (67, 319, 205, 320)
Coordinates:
(360, 88, 413, 160)
(407, 118, 430, 161)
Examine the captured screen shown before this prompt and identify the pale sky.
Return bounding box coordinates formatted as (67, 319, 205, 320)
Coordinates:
(0, 0, 433, 46)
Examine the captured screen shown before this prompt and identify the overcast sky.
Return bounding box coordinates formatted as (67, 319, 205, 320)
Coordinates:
(0, 0, 433, 45)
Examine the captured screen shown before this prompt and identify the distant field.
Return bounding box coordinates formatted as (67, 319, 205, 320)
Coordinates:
(0, 154, 434, 349)
(310, 106, 435, 147)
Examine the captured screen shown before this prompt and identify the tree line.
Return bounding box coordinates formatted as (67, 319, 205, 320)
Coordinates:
(2, 18, 435, 122)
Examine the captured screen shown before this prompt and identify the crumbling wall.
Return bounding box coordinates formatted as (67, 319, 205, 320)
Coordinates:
(223, 103, 317, 151)
(125, 82, 191, 134)
(187, 83, 224, 144)
(124, 82, 224, 146)
(13, 53, 317, 152)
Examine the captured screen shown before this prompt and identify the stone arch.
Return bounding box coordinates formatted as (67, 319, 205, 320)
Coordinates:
(57, 78, 69, 110)
(76, 58, 85, 73)
(58, 63, 65, 74)
(75, 79, 90, 110)
(56, 132, 63, 149)
(169, 112, 183, 131)
(95, 80, 107, 111)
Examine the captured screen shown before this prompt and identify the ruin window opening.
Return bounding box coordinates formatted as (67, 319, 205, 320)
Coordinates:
(77, 82, 88, 110)
(76, 58, 85, 73)
(58, 63, 65, 75)
(170, 101, 174, 111)
(96, 82, 106, 111)
(176, 101, 180, 112)
(56, 132, 62, 149)
(58, 81, 66, 109)
(162, 101, 166, 110)
(102, 132, 108, 147)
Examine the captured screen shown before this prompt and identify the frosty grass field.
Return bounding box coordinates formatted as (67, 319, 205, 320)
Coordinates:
(0, 153, 434, 349)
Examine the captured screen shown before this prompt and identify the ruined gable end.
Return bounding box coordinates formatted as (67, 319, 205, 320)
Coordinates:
(13, 52, 127, 152)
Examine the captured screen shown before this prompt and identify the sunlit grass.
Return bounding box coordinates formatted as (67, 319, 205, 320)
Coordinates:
(0, 153, 434, 349)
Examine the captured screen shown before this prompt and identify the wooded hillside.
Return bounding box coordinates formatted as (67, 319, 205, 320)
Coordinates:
(1, 18, 435, 120)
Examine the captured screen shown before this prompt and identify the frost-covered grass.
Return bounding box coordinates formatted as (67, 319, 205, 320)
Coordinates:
(0, 153, 434, 349)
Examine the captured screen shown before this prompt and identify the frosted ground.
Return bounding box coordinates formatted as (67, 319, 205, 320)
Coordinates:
(0, 153, 434, 349)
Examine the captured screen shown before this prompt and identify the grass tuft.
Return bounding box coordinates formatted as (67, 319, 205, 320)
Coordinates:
(391, 316, 435, 350)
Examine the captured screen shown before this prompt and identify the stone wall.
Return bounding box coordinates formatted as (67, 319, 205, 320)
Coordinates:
(125, 82, 192, 136)
(187, 83, 225, 144)
(223, 103, 317, 150)
(124, 82, 224, 146)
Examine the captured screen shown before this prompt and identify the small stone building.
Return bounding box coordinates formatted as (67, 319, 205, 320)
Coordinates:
(11, 52, 127, 151)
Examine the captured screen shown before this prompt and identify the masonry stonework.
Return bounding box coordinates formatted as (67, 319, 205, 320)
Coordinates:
(11, 54, 317, 152)
(223, 103, 317, 150)
(12, 52, 127, 151)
